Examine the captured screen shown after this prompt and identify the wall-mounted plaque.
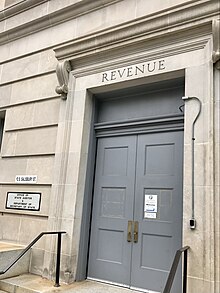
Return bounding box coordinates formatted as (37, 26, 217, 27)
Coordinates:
(15, 175, 37, 184)
(6, 192, 41, 211)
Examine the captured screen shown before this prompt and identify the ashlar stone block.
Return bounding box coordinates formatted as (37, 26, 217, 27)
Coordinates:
(14, 127, 57, 156)
(38, 50, 57, 73)
(50, 19, 77, 45)
(10, 73, 57, 104)
(29, 248, 45, 276)
(0, 84, 12, 108)
(33, 98, 60, 127)
(2, 126, 57, 157)
(19, 216, 48, 248)
(75, 8, 107, 38)
(188, 277, 214, 293)
(0, 157, 27, 183)
(5, 104, 35, 131)
(5, 98, 60, 131)
(0, 213, 21, 241)
(1, 131, 17, 157)
(1, 49, 56, 84)
(1, 54, 40, 84)
(0, 43, 10, 63)
(26, 156, 54, 184)
(0, 1, 5, 11)
(8, 30, 53, 64)
(105, 0, 136, 27)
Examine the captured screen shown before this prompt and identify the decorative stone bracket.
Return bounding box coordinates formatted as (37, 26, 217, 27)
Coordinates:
(212, 19, 220, 69)
(55, 60, 71, 99)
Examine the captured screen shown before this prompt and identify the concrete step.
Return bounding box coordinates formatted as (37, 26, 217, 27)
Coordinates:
(0, 274, 141, 293)
(0, 242, 30, 280)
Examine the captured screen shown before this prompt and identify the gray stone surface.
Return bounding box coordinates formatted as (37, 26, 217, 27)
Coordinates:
(0, 274, 142, 293)
(0, 242, 30, 280)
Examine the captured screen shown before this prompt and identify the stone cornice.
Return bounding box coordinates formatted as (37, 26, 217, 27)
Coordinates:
(71, 36, 209, 77)
(0, 0, 120, 45)
(0, 0, 47, 19)
(54, 0, 218, 62)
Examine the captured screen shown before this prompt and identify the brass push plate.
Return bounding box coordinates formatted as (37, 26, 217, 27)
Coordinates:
(134, 221, 139, 243)
(127, 220, 139, 243)
(127, 220, 133, 242)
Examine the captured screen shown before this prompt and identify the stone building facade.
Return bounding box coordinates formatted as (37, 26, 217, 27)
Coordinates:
(0, 1, 219, 293)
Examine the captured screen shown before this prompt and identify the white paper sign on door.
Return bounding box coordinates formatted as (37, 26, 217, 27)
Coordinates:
(144, 194, 158, 213)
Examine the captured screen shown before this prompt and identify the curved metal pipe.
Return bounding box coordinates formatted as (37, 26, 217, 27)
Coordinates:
(182, 96, 202, 229)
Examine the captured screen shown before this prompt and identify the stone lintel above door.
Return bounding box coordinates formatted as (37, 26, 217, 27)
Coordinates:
(53, 1, 218, 69)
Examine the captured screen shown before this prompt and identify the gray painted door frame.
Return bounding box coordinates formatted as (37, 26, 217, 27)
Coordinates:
(76, 78, 185, 283)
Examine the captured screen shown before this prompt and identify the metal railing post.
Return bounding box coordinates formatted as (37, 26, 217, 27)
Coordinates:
(163, 246, 190, 293)
(54, 232, 62, 287)
(183, 249, 188, 293)
(0, 231, 66, 288)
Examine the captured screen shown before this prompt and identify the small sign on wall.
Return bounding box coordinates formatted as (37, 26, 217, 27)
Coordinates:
(15, 175, 37, 184)
(6, 192, 41, 211)
(144, 194, 158, 219)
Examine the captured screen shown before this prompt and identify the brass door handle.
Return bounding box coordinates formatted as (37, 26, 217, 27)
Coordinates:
(134, 221, 139, 243)
(127, 220, 132, 242)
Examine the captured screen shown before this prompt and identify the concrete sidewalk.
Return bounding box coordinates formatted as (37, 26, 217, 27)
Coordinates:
(0, 274, 142, 293)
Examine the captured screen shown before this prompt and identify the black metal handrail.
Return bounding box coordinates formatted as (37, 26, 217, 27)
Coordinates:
(0, 231, 66, 287)
(163, 246, 190, 293)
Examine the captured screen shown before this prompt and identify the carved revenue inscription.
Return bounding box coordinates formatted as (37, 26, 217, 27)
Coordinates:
(102, 59, 166, 82)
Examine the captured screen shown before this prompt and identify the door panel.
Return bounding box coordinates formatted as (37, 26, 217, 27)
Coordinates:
(131, 132, 183, 293)
(88, 135, 137, 285)
(88, 131, 183, 292)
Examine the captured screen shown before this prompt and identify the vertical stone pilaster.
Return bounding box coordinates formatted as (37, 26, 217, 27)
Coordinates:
(212, 18, 220, 291)
(184, 61, 215, 293)
(214, 62, 220, 293)
(43, 64, 76, 283)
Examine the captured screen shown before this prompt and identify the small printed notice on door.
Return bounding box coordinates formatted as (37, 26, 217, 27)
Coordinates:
(144, 194, 158, 212)
(144, 212, 157, 219)
(144, 194, 158, 218)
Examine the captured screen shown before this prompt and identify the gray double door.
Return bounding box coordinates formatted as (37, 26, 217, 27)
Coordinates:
(88, 130, 183, 293)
